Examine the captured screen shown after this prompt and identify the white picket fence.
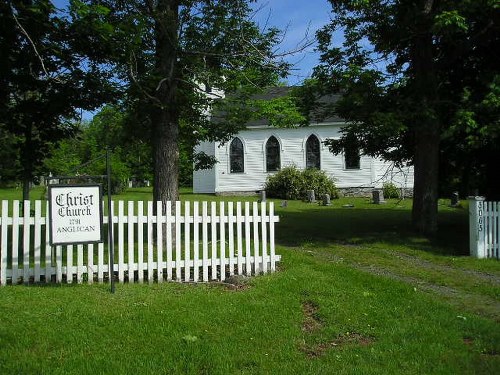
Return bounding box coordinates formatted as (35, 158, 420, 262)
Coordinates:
(0, 200, 280, 285)
(469, 197, 499, 259)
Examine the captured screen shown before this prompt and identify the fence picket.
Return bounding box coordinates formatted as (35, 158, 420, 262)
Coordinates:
(88, 244, 94, 284)
(97, 242, 104, 283)
(44, 201, 51, 282)
(98, 200, 105, 282)
(244, 202, 251, 276)
(228, 202, 235, 277)
(128, 201, 135, 282)
(220, 202, 226, 282)
(147, 201, 154, 284)
(67, 245, 73, 283)
(110, 200, 115, 283)
(193, 201, 200, 282)
(23, 201, 30, 284)
(34, 200, 42, 283)
(202, 202, 209, 282)
(253, 202, 260, 274)
(175, 201, 182, 282)
(236, 202, 243, 275)
(270, 202, 276, 272)
(261, 202, 268, 273)
(118, 201, 125, 283)
(1, 201, 8, 285)
(12, 201, 19, 284)
(0, 199, 280, 285)
(211, 202, 217, 280)
(137, 201, 144, 283)
(157, 201, 164, 283)
(493, 202, 499, 258)
(56, 245, 62, 282)
(77, 244, 83, 283)
(166, 201, 173, 281)
(184, 201, 191, 282)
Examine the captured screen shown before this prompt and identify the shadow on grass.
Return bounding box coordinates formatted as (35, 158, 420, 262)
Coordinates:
(276, 206, 469, 256)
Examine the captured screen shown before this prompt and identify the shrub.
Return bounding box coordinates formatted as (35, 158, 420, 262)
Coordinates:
(383, 181, 400, 199)
(265, 166, 338, 200)
(300, 168, 339, 199)
(265, 166, 303, 200)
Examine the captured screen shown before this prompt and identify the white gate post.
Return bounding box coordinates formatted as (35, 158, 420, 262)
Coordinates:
(469, 196, 486, 258)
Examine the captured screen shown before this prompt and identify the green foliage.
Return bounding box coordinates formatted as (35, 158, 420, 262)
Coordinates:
(265, 166, 338, 200)
(0, 125, 21, 186)
(43, 106, 154, 194)
(310, 0, 500, 231)
(70, 0, 291, 201)
(265, 166, 303, 200)
(383, 182, 400, 199)
(300, 168, 339, 199)
(251, 94, 306, 128)
(0, 0, 115, 198)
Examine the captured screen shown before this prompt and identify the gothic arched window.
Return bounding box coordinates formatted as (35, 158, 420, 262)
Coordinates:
(230, 137, 244, 173)
(266, 136, 280, 172)
(306, 135, 321, 169)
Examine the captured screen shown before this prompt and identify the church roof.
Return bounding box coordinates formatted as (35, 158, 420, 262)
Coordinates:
(245, 86, 344, 127)
(211, 86, 344, 128)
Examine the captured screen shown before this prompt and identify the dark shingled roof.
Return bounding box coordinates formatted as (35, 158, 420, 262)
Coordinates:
(244, 86, 344, 127)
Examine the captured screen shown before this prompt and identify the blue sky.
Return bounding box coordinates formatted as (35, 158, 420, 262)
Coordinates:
(250, 0, 332, 84)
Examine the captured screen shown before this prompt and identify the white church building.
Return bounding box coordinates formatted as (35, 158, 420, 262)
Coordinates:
(193, 87, 413, 196)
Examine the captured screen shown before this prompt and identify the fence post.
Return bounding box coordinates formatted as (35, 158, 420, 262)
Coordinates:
(469, 196, 486, 258)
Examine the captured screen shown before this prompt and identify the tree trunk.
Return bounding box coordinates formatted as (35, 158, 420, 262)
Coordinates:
(152, 0, 180, 207)
(410, 0, 439, 235)
(412, 123, 439, 234)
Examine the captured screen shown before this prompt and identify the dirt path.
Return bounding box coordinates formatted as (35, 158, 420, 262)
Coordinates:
(354, 262, 500, 322)
(309, 247, 500, 322)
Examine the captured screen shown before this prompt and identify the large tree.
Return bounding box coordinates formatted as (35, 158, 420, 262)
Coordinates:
(72, 0, 291, 207)
(312, 0, 499, 234)
(0, 0, 114, 199)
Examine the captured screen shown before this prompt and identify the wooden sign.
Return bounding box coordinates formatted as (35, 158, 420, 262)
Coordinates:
(48, 184, 103, 245)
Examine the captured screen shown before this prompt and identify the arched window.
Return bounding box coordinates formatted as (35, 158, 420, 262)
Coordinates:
(306, 135, 321, 169)
(266, 136, 280, 172)
(230, 137, 244, 173)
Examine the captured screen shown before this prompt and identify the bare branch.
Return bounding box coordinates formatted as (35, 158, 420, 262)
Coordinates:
(11, 8, 63, 83)
(129, 51, 162, 105)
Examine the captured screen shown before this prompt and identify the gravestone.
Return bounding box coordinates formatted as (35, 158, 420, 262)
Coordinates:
(322, 194, 331, 206)
(372, 189, 385, 204)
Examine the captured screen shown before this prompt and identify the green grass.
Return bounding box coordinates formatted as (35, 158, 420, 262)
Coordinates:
(0, 186, 499, 374)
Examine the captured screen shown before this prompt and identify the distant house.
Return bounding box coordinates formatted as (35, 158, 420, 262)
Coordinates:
(193, 87, 413, 196)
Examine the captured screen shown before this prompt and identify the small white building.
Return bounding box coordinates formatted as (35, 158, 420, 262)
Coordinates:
(193, 88, 413, 196)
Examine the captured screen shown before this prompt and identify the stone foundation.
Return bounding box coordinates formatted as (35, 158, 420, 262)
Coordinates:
(338, 187, 413, 198)
(215, 190, 261, 196)
(215, 188, 414, 199)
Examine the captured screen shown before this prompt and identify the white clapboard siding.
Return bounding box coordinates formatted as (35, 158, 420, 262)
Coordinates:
(0, 200, 280, 285)
(469, 197, 500, 259)
(194, 124, 414, 194)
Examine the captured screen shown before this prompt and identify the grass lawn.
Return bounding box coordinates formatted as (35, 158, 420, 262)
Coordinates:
(0, 187, 499, 374)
